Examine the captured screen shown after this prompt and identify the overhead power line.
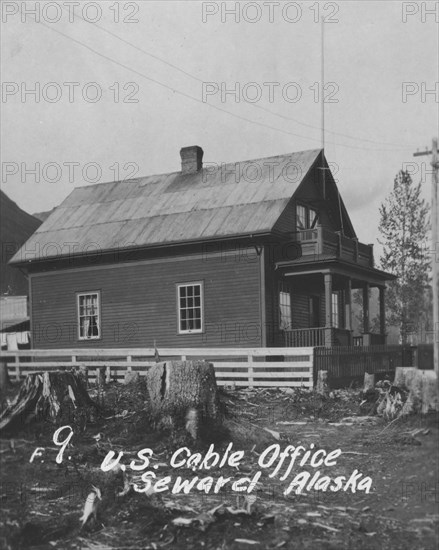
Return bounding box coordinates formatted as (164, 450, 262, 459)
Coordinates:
(57, 5, 411, 152)
(29, 8, 412, 153)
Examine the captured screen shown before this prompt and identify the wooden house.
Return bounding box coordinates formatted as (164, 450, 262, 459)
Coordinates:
(10, 147, 395, 349)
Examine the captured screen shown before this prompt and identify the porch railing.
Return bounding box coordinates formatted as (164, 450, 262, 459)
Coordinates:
(283, 327, 353, 347)
(283, 327, 325, 347)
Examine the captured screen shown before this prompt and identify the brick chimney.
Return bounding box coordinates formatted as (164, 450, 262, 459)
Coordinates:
(180, 146, 203, 174)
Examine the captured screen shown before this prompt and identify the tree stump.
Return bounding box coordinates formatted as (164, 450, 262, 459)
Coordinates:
(146, 360, 222, 439)
(124, 371, 139, 385)
(0, 358, 11, 392)
(401, 369, 439, 414)
(76, 364, 89, 389)
(316, 370, 328, 395)
(0, 370, 98, 432)
(394, 367, 418, 389)
(363, 373, 375, 392)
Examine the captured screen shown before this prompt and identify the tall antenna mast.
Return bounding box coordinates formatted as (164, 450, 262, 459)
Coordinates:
(321, 16, 344, 234)
(321, 15, 325, 150)
(320, 14, 327, 201)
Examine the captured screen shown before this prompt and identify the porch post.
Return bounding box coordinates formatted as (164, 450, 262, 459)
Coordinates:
(324, 273, 333, 347)
(363, 283, 370, 334)
(344, 278, 352, 332)
(379, 286, 386, 337)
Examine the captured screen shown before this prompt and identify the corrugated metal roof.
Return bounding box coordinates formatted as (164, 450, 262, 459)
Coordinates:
(10, 149, 321, 263)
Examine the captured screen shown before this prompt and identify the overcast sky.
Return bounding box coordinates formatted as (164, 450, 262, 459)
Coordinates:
(1, 0, 438, 251)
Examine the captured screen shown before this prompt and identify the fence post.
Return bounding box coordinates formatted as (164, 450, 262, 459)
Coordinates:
(127, 355, 132, 372)
(311, 348, 315, 388)
(15, 355, 20, 381)
(248, 352, 254, 387)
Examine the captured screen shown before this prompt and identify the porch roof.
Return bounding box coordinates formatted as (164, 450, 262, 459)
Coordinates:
(276, 257, 396, 287)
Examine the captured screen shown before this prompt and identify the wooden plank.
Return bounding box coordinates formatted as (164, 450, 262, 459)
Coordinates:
(212, 362, 311, 370)
(214, 371, 311, 379)
(216, 380, 313, 387)
(0, 346, 314, 358)
(5, 362, 155, 370)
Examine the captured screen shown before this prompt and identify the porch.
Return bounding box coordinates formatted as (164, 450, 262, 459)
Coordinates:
(276, 229, 395, 348)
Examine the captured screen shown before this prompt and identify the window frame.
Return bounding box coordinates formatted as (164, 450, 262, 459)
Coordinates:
(77, 291, 101, 341)
(308, 207, 318, 228)
(296, 203, 319, 230)
(176, 281, 204, 335)
(279, 284, 292, 331)
(296, 204, 307, 230)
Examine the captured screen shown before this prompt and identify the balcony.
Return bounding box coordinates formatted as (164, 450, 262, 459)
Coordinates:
(291, 226, 374, 267)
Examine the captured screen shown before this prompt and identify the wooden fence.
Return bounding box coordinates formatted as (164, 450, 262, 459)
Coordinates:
(314, 345, 415, 387)
(0, 347, 315, 388)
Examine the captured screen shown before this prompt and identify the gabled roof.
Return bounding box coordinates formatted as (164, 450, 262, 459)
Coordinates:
(10, 149, 322, 264)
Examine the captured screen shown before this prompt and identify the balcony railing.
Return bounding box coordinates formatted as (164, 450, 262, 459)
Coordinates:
(291, 226, 374, 267)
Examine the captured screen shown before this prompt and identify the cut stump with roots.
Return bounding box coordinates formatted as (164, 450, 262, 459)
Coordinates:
(0, 370, 98, 432)
(146, 360, 223, 439)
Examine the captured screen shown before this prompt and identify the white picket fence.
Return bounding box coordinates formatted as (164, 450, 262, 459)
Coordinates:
(0, 347, 314, 388)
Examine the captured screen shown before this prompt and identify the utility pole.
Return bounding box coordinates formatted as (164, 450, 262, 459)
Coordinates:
(413, 138, 439, 377)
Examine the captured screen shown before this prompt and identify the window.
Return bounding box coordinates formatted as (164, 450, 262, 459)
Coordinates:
(308, 208, 318, 228)
(332, 292, 339, 328)
(279, 289, 292, 330)
(177, 282, 203, 333)
(296, 204, 318, 230)
(296, 205, 307, 230)
(77, 292, 100, 340)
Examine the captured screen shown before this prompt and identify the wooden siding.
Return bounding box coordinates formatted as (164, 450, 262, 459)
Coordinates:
(272, 162, 347, 238)
(263, 249, 281, 347)
(30, 248, 262, 349)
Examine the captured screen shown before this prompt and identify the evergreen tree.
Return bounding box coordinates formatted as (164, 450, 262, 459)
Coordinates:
(352, 288, 380, 334)
(378, 170, 430, 343)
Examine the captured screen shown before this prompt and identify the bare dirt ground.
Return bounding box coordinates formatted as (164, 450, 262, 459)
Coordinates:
(0, 380, 438, 550)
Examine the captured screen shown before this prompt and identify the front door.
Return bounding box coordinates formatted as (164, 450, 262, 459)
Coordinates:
(309, 295, 321, 327)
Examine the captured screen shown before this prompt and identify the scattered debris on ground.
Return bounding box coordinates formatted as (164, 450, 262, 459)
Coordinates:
(0, 379, 438, 549)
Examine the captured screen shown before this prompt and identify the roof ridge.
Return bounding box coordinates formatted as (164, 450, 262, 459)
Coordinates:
(67, 148, 322, 192)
